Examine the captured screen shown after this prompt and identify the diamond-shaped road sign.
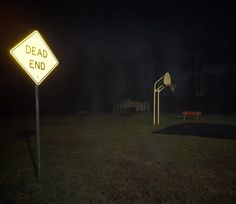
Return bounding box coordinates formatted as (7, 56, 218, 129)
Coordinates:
(10, 30, 59, 85)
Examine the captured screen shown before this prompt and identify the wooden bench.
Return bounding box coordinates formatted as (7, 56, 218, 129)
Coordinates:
(182, 111, 202, 120)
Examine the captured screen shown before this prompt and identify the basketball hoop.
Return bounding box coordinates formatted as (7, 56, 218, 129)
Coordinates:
(153, 72, 175, 126)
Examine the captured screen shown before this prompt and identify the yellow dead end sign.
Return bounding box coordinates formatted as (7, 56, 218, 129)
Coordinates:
(10, 30, 59, 85)
(10, 30, 59, 181)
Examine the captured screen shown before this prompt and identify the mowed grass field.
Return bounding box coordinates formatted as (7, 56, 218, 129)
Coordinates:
(1, 113, 236, 203)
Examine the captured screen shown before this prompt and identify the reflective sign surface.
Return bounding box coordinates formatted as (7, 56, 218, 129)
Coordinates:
(10, 30, 59, 85)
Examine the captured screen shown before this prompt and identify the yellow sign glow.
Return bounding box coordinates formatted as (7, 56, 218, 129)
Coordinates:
(10, 30, 59, 85)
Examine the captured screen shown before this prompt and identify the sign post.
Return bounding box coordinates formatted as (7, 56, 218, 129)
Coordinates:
(10, 30, 59, 180)
(35, 84, 41, 179)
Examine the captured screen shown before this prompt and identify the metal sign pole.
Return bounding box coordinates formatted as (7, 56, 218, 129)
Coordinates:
(35, 84, 41, 180)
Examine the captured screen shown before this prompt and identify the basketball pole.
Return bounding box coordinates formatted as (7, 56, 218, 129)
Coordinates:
(157, 90, 160, 126)
(153, 88, 161, 126)
(153, 86, 156, 125)
(153, 72, 172, 126)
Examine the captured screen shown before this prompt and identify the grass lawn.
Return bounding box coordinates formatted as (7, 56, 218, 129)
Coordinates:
(0, 113, 236, 203)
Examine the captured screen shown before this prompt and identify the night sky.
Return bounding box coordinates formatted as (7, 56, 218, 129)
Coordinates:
(1, 1, 236, 115)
